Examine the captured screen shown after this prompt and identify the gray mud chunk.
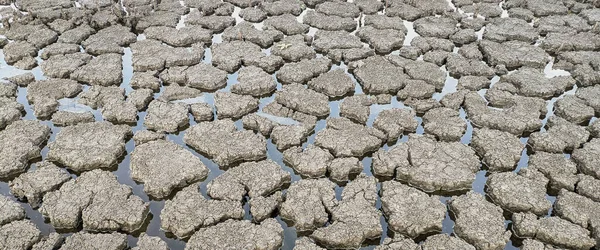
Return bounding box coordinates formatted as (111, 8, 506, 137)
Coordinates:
(458, 44, 483, 60)
(131, 140, 209, 199)
(132, 233, 168, 250)
(77, 86, 125, 109)
(316, 1, 360, 18)
(57, 24, 96, 44)
(449, 28, 477, 45)
(242, 113, 278, 136)
(471, 128, 524, 172)
(60, 232, 127, 250)
(414, 16, 458, 38)
(271, 125, 311, 150)
(13, 56, 37, 70)
(554, 189, 600, 229)
(528, 152, 578, 192)
(185, 63, 228, 91)
(40, 43, 80, 60)
(0, 82, 16, 98)
(207, 160, 290, 201)
(262, 101, 318, 129)
(0, 220, 42, 250)
(440, 90, 468, 110)
(529, 116, 589, 153)
(497, 68, 575, 99)
(275, 83, 330, 117)
(590, 119, 600, 138)
(223, 22, 283, 48)
(311, 175, 382, 248)
(240, 7, 267, 22)
(483, 18, 538, 43)
(82, 25, 136, 52)
(374, 236, 419, 250)
(264, 14, 309, 35)
(158, 85, 202, 102)
(398, 135, 480, 192)
(190, 103, 214, 122)
(27, 79, 82, 117)
(131, 39, 203, 71)
(272, 35, 315, 62)
(280, 178, 337, 232)
(185, 10, 235, 32)
(101, 99, 138, 124)
(5, 73, 35, 87)
(486, 169, 551, 215)
(215, 92, 259, 119)
(39, 170, 148, 232)
(364, 15, 406, 31)
(423, 50, 450, 66)
(380, 181, 445, 238)
(576, 85, 600, 114)
(423, 107, 466, 141)
(210, 41, 262, 72)
(31, 232, 63, 250)
(144, 100, 189, 133)
(0, 120, 50, 178)
(303, 10, 356, 32)
(144, 25, 212, 47)
(130, 72, 161, 91)
(339, 95, 374, 124)
(127, 89, 154, 111)
(464, 92, 543, 135)
(411, 37, 455, 53)
(421, 234, 475, 250)
(261, 0, 303, 15)
(554, 95, 594, 124)
(512, 212, 595, 250)
(328, 48, 375, 63)
(373, 108, 419, 142)
(51, 111, 95, 126)
(295, 237, 325, 250)
(46, 122, 131, 172)
(9, 161, 70, 208)
(328, 157, 362, 183)
(356, 26, 404, 54)
(449, 192, 512, 250)
(480, 40, 550, 69)
(250, 191, 283, 222)
(0, 195, 25, 225)
(312, 30, 363, 53)
(307, 69, 354, 98)
(186, 218, 283, 250)
(354, 0, 383, 14)
(70, 53, 123, 86)
(276, 58, 331, 85)
(184, 119, 267, 167)
(315, 117, 385, 157)
(458, 76, 490, 91)
(132, 130, 165, 145)
(541, 32, 600, 52)
(0, 97, 24, 129)
(577, 174, 600, 203)
(264, 14, 309, 36)
(232, 66, 277, 97)
(353, 56, 407, 94)
(404, 98, 441, 115)
(283, 145, 334, 178)
(446, 54, 495, 78)
(2, 41, 37, 65)
(160, 185, 244, 239)
(398, 46, 423, 60)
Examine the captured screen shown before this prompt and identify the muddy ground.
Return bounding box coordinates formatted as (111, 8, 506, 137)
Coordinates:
(1, 0, 600, 249)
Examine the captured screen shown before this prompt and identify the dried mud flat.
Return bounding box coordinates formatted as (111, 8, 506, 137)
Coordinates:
(1, 0, 600, 249)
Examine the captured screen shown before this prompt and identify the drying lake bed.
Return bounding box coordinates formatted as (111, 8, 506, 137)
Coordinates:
(1, 0, 600, 249)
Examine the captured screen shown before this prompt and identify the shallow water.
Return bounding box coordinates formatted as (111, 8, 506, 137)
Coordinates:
(0, 0, 593, 249)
